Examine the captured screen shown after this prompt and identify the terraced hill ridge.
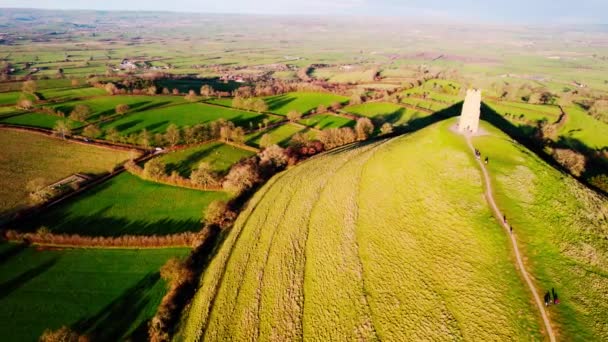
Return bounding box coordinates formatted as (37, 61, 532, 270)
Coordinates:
(179, 119, 608, 341)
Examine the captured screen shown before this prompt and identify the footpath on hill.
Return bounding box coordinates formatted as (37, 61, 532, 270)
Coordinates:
(465, 136, 556, 342)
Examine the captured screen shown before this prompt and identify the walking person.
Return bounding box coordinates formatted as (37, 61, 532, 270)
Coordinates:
(544, 291, 550, 306)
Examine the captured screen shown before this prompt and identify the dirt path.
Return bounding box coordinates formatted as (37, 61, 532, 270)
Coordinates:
(465, 136, 556, 342)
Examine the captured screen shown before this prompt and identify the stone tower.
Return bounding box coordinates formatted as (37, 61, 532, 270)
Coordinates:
(458, 89, 482, 134)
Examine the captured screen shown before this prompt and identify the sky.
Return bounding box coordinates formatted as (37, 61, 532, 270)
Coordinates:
(1, 0, 607, 24)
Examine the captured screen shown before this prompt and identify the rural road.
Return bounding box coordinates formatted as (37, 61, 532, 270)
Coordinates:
(465, 137, 556, 342)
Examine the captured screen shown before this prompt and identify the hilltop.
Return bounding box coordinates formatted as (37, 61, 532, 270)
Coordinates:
(179, 119, 606, 340)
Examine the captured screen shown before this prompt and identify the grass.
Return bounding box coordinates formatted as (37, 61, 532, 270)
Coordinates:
(343, 102, 429, 125)
(100, 102, 277, 136)
(263, 92, 349, 115)
(485, 100, 561, 124)
(246, 123, 305, 148)
(0, 128, 132, 217)
(0, 112, 76, 130)
(46, 95, 185, 122)
(559, 104, 608, 149)
(159, 141, 255, 177)
(0, 244, 188, 342)
(472, 122, 608, 340)
(298, 114, 355, 129)
(180, 119, 542, 341)
(16, 172, 230, 236)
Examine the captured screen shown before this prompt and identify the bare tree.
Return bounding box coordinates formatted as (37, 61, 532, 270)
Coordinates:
(115, 103, 130, 115)
(164, 124, 181, 147)
(53, 120, 71, 139)
(287, 110, 302, 122)
(355, 117, 374, 140)
(260, 133, 272, 148)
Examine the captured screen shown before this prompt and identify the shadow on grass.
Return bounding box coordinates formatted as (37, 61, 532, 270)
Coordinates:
(0, 258, 57, 301)
(0, 243, 27, 265)
(165, 143, 222, 177)
(481, 102, 607, 195)
(74, 272, 161, 341)
(264, 95, 295, 113)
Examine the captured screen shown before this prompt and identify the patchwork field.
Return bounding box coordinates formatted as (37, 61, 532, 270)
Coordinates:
(46, 95, 186, 123)
(264, 92, 349, 115)
(16, 172, 229, 236)
(473, 123, 608, 340)
(298, 114, 355, 129)
(159, 141, 255, 176)
(180, 119, 544, 341)
(344, 102, 429, 126)
(559, 104, 608, 149)
(0, 128, 132, 218)
(246, 123, 306, 148)
(0, 244, 188, 342)
(1, 112, 75, 130)
(100, 102, 277, 136)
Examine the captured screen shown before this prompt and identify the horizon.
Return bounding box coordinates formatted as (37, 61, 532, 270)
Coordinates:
(1, 0, 607, 25)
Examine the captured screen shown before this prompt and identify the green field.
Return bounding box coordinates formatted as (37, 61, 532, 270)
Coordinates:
(485, 100, 561, 124)
(180, 119, 543, 341)
(46, 95, 185, 122)
(298, 114, 355, 129)
(17, 172, 229, 236)
(264, 92, 349, 115)
(37, 86, 108, 102)
(0, 128, 132, 217)
(159, 141, 255, 176)
(0, 244, 188, 342)
(401, 97, 451, 112)
(246, 123, 306, 148)
(559, 104, 608, 149)
(343, 102, 429, 126)
(100, 102, 277, 136)
(473, 122, 608, 340)
(0, 112, 76, 130)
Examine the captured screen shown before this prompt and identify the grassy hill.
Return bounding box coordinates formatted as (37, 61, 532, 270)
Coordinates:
(179, 119, 560, 341)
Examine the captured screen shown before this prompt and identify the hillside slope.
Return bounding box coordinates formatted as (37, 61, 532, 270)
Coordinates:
(179, 119, 554, 341)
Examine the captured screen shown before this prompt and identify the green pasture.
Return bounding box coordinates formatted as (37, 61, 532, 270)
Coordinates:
(298, 114, 355, 129)
(159, 142, 255, 177)
(100, 102, 278, 136)
(0, 244, 188, 342)
(246, 123, 305, 148)
(264, 92, 349, 115)
(17, 172, 229, 236)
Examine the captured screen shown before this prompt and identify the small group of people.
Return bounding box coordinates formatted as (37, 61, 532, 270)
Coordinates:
(473, 148, 489, 164)
(544, 288, 560, 306)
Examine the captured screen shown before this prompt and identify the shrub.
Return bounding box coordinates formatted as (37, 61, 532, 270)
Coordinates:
(115, 103, 130, 115)
(190, 162, 218, 188)
(287, 110, 302, 122)
(69, 104, 90, 122)
(39, 326, 87, 342)
(205, 200, 237, 229)
(380, 122, 394, 135)
(355, 117, 374, 140)
(82, 125, 101, 138)
(552, 148, 586, 177)
(144, 159, 166, 179)
(223, 159, 262, 194)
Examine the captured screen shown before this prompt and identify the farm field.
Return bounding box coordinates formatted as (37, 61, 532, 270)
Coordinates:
(343, 102, 429, 126)
(485, 100, 561, 123)
(159, 141, 255, 176)
(180, 119, 542, 341)
(46, 95, 186, 123)
(246, 123, 305, 148)
(0, 244, 188, 342)
(0, 112, 75, 129)
(37, 86, 108, 102)
(559, 105, 608, 149)
(17, 172, 229, 236)
(473, 122, 608, 340)
(264, 92, 349, 115)
(100, 102, 279, 136)
(0, 128, 132, 218)
(298, 113, 355, 129)
(401, 97, 450, 112)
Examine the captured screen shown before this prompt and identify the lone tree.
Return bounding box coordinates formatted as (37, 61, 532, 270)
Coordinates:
(204, 200, 237, 229)
(83, 124, 102, 138)
(22, 80, 37, 94)
(190, 162, 218, 188)
(259, 133, 272, 149)
(355, 117, 374, 140)
(380, 122, 394, 135)
(53, 120, 71, 139)
(115, 103, 130, 115)
(164, 124, 181, 147)
(105, 127, 120, 143)
(16, 94, 33, 110)
(184, 90, 198, 102)
(69, 104, 91, 122)
(144, 159, 166, 179)
(200, 84, 214, 99)
(287, 110, 302, 122)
